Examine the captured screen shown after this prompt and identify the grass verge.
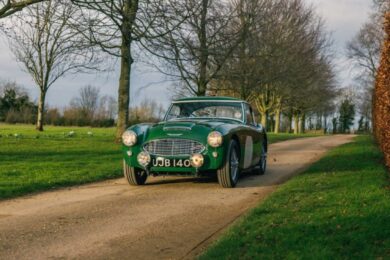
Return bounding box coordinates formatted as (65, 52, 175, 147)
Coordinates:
(200, 136, 390, 259)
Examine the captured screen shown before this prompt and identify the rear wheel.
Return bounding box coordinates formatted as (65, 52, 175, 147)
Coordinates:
(217, 140, 240, 188)
(123, 160, 147, 185)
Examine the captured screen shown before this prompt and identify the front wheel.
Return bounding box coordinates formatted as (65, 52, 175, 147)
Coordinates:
(123, 160, 147, 185)
(258, 142, 267, 175)
(217, 140, 240, 188)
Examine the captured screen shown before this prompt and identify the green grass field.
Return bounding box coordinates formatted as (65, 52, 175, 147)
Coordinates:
(0, 124, 121, 199)
(200, 136, 390, 259)
(0, 124, 322, 200)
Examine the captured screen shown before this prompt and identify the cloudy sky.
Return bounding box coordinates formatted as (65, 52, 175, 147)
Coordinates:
(0, 0, 373, 109)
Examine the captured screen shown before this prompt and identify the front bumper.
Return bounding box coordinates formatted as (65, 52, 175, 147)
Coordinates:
(122, 145, 225, 174)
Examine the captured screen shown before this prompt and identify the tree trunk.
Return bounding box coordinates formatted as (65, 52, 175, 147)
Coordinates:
(293, 113, 299, 134)
(260, 111, 267, 129)
(287, 112, 292, 133)
(197, 0, 209, 96)
(36, 90, 46, 131)
(274, 108, 281, 134)
(323, 115, 327, 134)
(116, 40, 132, 141)
(299, 113, 305, 134)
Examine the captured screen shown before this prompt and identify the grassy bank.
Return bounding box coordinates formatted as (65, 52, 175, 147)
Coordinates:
(0, 124, 322, 200)
(200, 136, 390, 259)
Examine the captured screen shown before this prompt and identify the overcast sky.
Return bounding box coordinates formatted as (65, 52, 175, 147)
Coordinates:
(0, 0, 373, 109)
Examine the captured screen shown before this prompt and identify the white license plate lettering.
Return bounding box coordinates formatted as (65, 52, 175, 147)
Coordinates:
(152, 158, 191, 167)
(176, 159, 183, 167)
(184, 160, 191, 167)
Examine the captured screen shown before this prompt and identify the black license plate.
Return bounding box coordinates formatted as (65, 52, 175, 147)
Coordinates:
(152, 157, 191, 168)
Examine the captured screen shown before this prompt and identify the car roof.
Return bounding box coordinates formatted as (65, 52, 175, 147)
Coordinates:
(173, 96, 245, 103)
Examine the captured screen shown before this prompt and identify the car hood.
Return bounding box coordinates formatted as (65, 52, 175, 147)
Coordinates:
(143, 119, 239, 143)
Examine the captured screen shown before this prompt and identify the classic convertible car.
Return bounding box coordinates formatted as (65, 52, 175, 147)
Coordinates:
(122, 96, 267, 188)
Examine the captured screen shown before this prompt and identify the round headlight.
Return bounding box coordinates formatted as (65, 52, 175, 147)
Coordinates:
(137, 151, 151, 166)
(207, 131, 223, 148)
(190, 153, 204, 168)
(122, 130, 137, 146)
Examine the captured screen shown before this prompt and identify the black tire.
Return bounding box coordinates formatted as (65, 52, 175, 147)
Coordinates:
(123, 160, 147, 185)
(217, 140, 240, 188)
(257, 142, 267, 175)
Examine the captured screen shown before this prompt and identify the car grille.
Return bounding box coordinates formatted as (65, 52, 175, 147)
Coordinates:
(143, 139, 205, 156)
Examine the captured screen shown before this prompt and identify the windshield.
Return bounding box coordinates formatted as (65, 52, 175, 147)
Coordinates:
(165, 101, 243, 122)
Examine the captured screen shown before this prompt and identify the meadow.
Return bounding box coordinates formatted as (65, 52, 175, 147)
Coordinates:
(0, 124, 120, 199)
(0, 123, 321, 199)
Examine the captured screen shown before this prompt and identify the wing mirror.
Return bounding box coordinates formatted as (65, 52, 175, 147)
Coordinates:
(257, 123, 263, 131)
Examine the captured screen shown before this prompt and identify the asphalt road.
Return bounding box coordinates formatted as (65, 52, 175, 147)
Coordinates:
(0, 135, 355, 260)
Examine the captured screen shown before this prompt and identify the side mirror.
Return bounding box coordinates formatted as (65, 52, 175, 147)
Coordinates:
(257, 123, 263, 131)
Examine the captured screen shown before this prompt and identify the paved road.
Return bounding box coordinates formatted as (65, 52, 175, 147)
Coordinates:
(0, 135, 355, 260)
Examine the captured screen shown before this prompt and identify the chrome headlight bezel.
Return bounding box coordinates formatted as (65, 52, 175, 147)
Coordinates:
(122, 130, 137, 146)
(137, 151, 151, 167)
(190, 153, 204, 168)
(207, 131, 223, 148)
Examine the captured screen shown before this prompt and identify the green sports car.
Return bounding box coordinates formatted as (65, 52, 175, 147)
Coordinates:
(121, 96, 267, 188)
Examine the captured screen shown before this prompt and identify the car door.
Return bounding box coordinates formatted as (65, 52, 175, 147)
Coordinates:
(242, 103, 262, 168)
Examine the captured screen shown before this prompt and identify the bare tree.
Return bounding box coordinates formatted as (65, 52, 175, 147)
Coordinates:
(346, 0, 390, 131)
(144, 0, 245, 96)
(346, 21, 383, 82)
(71, 85, 100, 121)
(72, 0, 181, 140)
(97, 95, 117, 120)
(2, 0, 100, 131)
(211, 0, 336, 133)
(0, 0, 45, 18)
(347, 0, 389, 81)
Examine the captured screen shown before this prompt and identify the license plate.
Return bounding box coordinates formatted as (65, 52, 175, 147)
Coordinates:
(152, 157, 191, 168)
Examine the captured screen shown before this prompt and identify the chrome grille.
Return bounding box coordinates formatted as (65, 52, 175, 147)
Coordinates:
(143, 139, 205, 156)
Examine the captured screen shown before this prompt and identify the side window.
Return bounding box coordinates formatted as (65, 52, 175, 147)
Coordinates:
(245, 104, 255, 126)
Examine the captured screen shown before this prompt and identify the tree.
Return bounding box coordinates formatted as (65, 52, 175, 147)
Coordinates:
(346, 21, 382, 82)
(338, 98, 355, 134)
(70, 85, 100, 122)
(0, 80, 36, 122)
(0, 0, 44, 18)
(210, 0, 336, 134)
(97, 95, 117, 120)
(145, 0, 244, 96)
(72, 0, 181, 140)
(2, 0, 100, 131)
(347, 0, 390, 134)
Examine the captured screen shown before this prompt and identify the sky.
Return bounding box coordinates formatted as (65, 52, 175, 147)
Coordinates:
(0, 0, 373, 110)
